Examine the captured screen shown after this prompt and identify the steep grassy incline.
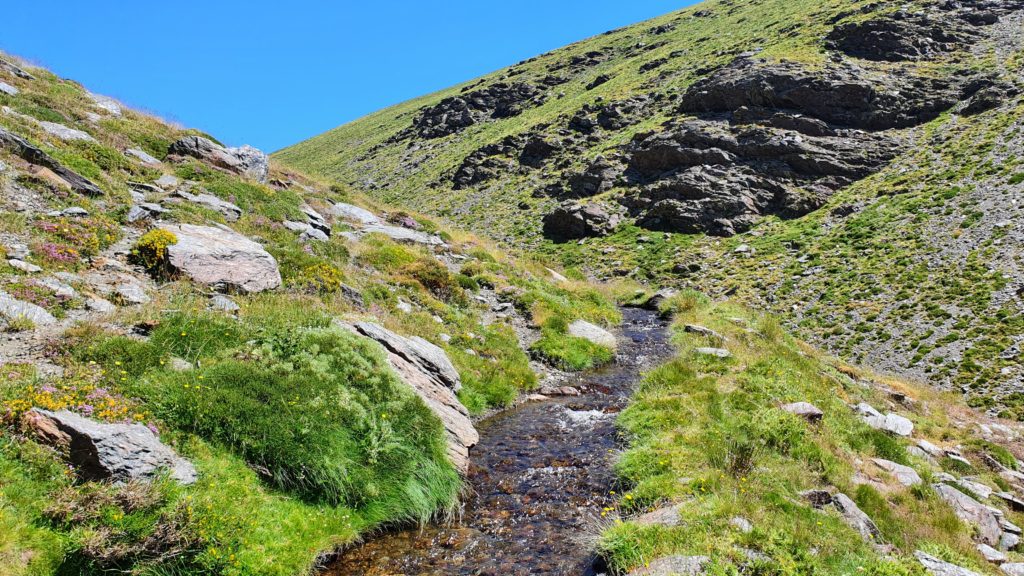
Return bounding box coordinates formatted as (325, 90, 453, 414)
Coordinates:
(277, 0, 1024, 415)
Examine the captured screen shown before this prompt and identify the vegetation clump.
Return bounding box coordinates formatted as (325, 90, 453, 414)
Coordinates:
(129, 229, 178, 275)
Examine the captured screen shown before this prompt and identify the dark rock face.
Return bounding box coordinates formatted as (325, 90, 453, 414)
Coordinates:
(519, 136, 561, 168)
(411, 82, 544, 139)
(567, 157, 620, 198)
(825, 13, 976, 62)
(620, 118, 899, 235)
(679, 58, 960, 131)
(542, 201, 620, 241)
(597, 96, 654, 130)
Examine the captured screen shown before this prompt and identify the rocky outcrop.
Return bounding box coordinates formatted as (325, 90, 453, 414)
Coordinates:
(346, 322, 478, 473)
(934, 483, 1003, 546)
(872, 458, 922, 486)
(0, 127, 104, 196)
(410, 82, 544, 139)
(567, 319, 617, 350)
(826, 12, 977, 62)
(23, 409, 196, 484)
(678, 58, 961, 131)
(567, 156, 620, 197)
(174, 189, 242, 221)
(542, 201, 621, 241)
(344, 223, 446, 246)
(160, 224, 282, 293)
(167, 136, 269, 183)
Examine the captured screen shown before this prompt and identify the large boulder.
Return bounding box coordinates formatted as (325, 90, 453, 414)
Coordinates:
(167, 136, 269, 183)
(331, 202, 382, 225)
(568, 319, 617, 350)
(23, 409, 196, 484)
(161, 224, 282, 294)
(346, 322, 478, 473)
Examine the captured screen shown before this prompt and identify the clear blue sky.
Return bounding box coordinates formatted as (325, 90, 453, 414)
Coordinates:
(1, 1, 695, 152)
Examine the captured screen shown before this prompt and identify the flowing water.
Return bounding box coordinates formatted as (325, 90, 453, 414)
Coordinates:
(323, 308, 674, 576)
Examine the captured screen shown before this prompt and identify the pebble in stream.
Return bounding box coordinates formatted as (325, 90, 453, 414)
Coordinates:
(322, 308, 675, 576)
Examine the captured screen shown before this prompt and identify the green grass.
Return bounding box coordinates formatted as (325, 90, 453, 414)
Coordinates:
(599, 298, 1013, 574)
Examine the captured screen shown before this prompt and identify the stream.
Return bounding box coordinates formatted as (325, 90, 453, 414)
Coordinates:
(323, 308, 674, 575)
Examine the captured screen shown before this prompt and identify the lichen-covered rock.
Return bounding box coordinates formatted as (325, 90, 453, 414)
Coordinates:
(0, 127, 104, 196)
(346, 322, 477, 473)
(23, 409, 196, 484)
(161, 224, 282, 294)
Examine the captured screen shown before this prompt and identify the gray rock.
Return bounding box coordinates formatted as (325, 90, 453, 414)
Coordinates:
(161, 224, 282, 294)
(85, 297, 116, 313)
(633, 504, 682, 527)
(567, 319, 617, 350)
(1001, 531, 1021, 552)
(934, 483, 1003, 545)
(0, 127, 103, 196)
(126, 203, 167, 223)
(23, 409, 195, 484)
(0, 290, 56, 325)
(38, 121, 96, 143)
(154, 174, 179, 189)
(0, 58, 34, 80)
(872, 458, 922, 486)
(208, 294, 239, 313)
(86, 92, 122, 117)
(684, 324, 726, 342)
(626, 555, 708, 575)
(346, 321, 477, 473)
(730, 516, 754, 533)
(37, 277, 77, 299)
(176, 189, 242, 221)
(331, 202, 381, 225)
(1003, 564, 1024, 576)
(915, 551, 984, 576)
(360, 223, 446, 246)
(0, 81, 18, 96)
(977, 543, 1007, 563)
(125, 148, 160, 165)
(167, 137, 268, 183)
(168, 357, 193, 372)
(918, 439, 946, 458)
(855, 402, 883, 418)
(642, 288, 678, 311)
(864, 412, 914, 437)
(2, 242, 29, 260)
(782, 402, 824, 423)
(995, 491, 1024, 512)
(959, 479, 994, 500)
(299, 203, 330, 236)
(832, 493, 883, 542)
(114, 283, 150, 306)
(8, 259, 41, 273)
(695, 347, 732, 359)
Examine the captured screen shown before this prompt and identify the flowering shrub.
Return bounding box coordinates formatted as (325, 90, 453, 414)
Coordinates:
(35, 241, 80, 266)
(34, 216, 120, 260)
(3, 365, 150, 426)
(130, 229, 178, 275)
(7, 279, 77, 317)
(292, 262, 343, 294)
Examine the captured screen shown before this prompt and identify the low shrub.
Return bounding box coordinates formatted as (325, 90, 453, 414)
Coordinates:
(129, 229, 178, 275)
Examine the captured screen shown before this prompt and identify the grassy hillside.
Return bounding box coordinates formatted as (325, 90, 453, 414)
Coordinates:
(277, 0, 1024, 414)
(0, 52, 619, 575)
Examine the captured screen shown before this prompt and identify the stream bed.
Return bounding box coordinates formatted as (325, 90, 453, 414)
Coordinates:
(323, 307, 674, 575)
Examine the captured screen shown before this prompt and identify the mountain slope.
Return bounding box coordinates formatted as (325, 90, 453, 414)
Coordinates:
(277, 0, 1024, 414)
